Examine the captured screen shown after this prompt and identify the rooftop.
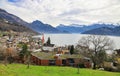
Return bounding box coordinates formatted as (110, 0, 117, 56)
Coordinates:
(31, 52, 81, 60)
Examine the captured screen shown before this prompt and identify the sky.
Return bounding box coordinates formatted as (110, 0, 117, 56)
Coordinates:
(0, 0, 120, 26)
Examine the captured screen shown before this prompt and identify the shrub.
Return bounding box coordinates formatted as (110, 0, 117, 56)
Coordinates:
(7, 56, 14, 64)
(78, 63, 85, 68)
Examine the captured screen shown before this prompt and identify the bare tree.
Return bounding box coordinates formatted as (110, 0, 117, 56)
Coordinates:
(76, 35, 114, 69)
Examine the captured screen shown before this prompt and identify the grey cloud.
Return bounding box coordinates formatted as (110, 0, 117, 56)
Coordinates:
(59, 0, 120, 17)
(1, 0, 120, 26)
(62, 17, 90, 24)
(59, 9, 86, 16)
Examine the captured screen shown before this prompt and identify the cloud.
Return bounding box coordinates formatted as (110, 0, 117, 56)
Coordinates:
(0, 0, 120, 26)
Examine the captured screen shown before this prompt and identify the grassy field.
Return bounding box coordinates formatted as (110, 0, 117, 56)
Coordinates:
(0, 64, 120, 76)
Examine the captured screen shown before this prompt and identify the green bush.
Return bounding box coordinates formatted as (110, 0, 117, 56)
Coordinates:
(79, 64, 85, 68)
(7, 56, 14, 64)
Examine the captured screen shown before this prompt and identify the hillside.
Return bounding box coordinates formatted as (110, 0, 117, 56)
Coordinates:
(0, 8, 37, 34)
(0, 8, 28, 26)
(113, 26, 120, 36)
(82, 26, 120, 36)
(0, 64, 120, 76)
(82, 27, 114, 35)
(0, 18, 37, 34)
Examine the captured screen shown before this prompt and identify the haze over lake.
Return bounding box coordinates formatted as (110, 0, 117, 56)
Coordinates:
(35, 34, 120, 49)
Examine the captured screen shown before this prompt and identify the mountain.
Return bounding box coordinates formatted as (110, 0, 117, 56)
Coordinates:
(0, 8, 37, 34)
(56, 23, 116, 33)
(113, 26, 120, 36)
(0, 8, 68, 34)
(109, 26, 120, 36)
(82, 27, 114, 35)
(0, 8, 28, 26)
(1, 8, 119, 35)
(82, 26, 120, 36)
(29, 20, 67, 33)
(56, 24, 84, 33)
(0, 18, 35, 33)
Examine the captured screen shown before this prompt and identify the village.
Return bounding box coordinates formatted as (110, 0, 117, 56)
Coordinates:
(0, 31, 120, 72)
(0, 31, 91, 67)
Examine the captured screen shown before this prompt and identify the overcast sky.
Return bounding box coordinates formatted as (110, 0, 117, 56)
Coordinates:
(0, 0, 120, 26)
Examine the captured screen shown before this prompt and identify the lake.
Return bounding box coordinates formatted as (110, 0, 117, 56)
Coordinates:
(35, 34, 120, 49)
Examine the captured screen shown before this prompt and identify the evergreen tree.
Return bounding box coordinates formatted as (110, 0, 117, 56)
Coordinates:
(70, 45, 74, 55)
(19, 43, 28, 59)
(19, 43, 31, 69)
(46, 37, 51, 45)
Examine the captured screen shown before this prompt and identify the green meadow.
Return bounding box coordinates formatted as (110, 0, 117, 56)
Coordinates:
(0, 64, 120, 76)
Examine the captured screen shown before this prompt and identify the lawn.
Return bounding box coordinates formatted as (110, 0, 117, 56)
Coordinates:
(0, 64, 120, 76)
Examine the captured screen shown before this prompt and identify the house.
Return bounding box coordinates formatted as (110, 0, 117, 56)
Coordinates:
(42, 46, 55, 52)
(56, 59, 62, 66)
(30, 52, 92, 68)
(55, 46, 70, 55)
(42, 43, 57, 52)
(31, 52, 54, 66)
(41, 59, 49, 66)
(31, 52, 64, 66)
(62, 50, 69, 54)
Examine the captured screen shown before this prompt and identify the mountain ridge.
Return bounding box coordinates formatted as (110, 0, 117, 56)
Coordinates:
(82, 26, 120, 36)
(1, 8, 120, 36)
(56, 23, 116, 33)
(29, 20, 68, 33)
(0, 8, 37, 34)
